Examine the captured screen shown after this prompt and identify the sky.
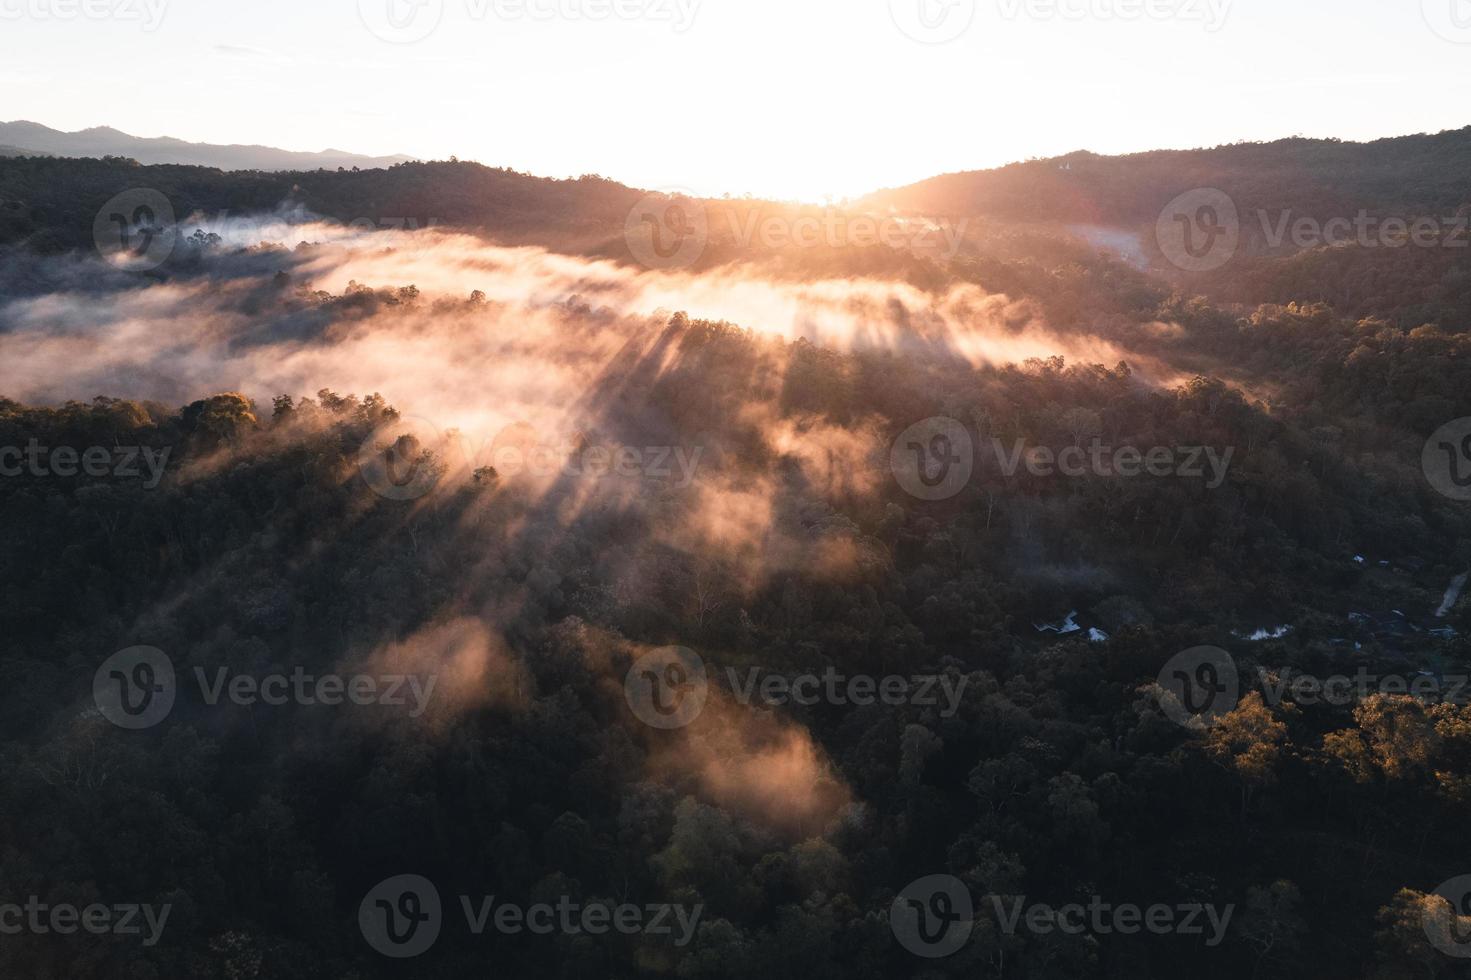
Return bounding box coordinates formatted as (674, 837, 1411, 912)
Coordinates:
(2, 0, 1470, 201)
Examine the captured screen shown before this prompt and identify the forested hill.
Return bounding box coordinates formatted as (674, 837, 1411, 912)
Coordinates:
(8, 130, 1471, 326)
(861, 127, 1471, 225)
(10, 126, 1471, 260)
(0, 156, 650, 255)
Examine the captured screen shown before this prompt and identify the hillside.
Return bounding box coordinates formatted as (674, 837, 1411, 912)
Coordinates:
(863, 127, 1471, 226)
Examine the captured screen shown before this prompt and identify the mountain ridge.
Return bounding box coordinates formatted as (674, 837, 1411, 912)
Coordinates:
(0, 120, 416, 172)
(860, 125, 1471, 223)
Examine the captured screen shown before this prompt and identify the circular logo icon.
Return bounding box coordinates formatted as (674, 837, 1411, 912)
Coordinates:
(94, 646, 176, 730)
(93, 189, 177, 272)
(360, 875, 442, 958)
(891, 417, 973, 501)
(357, 416, 449, 501)
(890, 874, 973, 958)
(624, 191, 708, 271)
(1425, 876, 1471, 956)
(889, 0, 976, 43)
(625, 646, 708, 729)
(1156, 188, 1239, 272)
(1423, 418, 1471, 501)
(1156, 646, 1239, 728)
(1424, 0, 1471, 43)
(358, 0, 444, 43)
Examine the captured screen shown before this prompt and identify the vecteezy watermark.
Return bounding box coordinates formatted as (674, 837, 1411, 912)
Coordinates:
(1159, 190, 1471, 272)
(358, 0, 697, 43)
(469, 0, 698, 29)
(360, 876, 442, 958)
(1154, 646, 1239, 729)
(94, 647, 176, 730)
(1154, 645, 1471, 729)
(891, 418, 975, 501)
(989, 895, 1234, 947)
(0, 898, 171, 947)
(94, 189, 177, 272)
(723, 209, 969, 260)
(890, 875, 974, 958)
(93, 647, 438, 729)
(1157, 188, 1240, 272)
(623, 197, 968, 269)
(889, 0, 976, 43)
(357, 416, 704, 502)
(624, 191, 709, 271)
(1257, 668, 1470, 708)
(485, 426, 703, 487)
(624, 646, 708, 729)
(725, 668, 969, 718)
(1425, 876, 1471, 957)
(357, 416, 449, 502)
(358, 0, 444, 43)
(1423, 418, 1471, 501)
(889, 875, 1234, 957)
(890, 417, 1235, 501)
(359, 876, 702, 958)
(0, 0, 167, 30)
(997, 0, 1231, 31)
(1423, 0, 1471, 44)
(0, 441, 171, 488)
(1254, 209, 1470, 251)
(986, 439, 1233, 487)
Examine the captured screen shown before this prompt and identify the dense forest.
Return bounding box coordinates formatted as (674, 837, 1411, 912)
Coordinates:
(3, 136, 1471, 978)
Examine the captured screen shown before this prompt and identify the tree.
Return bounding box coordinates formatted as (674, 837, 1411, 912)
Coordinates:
(1203, 691, 1289, 816)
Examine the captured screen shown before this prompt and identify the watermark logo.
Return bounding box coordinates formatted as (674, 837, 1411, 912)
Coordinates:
(360, 0, 697, 39)
(0, 0, 167, 30)
(1425, 876, 1471, 956)
(989, 895, 1234, 945)
(1254, 209, 1469, 251)
(891, 418, 1234, 499)
(1157, 188, 1239, 272)
(1155, 646, 1239, 728)
(1423, 418, 1471, 501)
(1424, 0, 1471, 43)
(0, 441, 171, 487)
(360, 876, 701, 955)
(725, 668, 969, 717)
(624, 646, 707, 729)
(486, 424, 704, 487)
(358, 0, 444, 42)
(889, 0, 976, 43)
(468, 0, 699, 29)
(357, 417, 704, 500)
(1258, 668, 1469, 708)
(94, 648, 439, 729)
(360, 875, 443, 958)
(0, 898, 171, 946)
(891, 417, 974, 501)
(94, 189, 177, 272)
(357, 415, 446, 501)
(94, 647, 175, 730)
(996, 0, 1231, 31)
(722, 209, 969, 259)
(624, 191, 708, 271)
(890, 875, 973, 958)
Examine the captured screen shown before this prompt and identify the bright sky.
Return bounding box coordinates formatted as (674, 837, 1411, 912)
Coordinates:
(2, 0, 1470, 201)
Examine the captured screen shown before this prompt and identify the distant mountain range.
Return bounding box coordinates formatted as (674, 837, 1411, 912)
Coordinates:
(0, 121, 416, 171)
